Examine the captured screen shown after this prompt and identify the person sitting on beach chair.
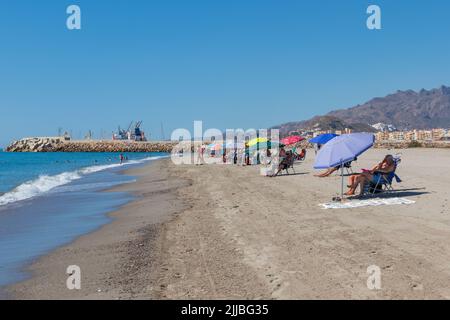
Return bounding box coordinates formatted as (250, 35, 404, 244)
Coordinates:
(271, 150, 294, 177)
(314, 166, 339, 177)
(345, 155, 397, 196)
(346, 155, 399, 188)
(286, 150, 296, 172)
(294, 148, 306, 161)
(314, 157, 356, 178)
(363, 155, 402, 195)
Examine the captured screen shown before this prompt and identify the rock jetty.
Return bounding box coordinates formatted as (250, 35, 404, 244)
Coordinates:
(6, 137, 177, 153)
(6, 137, 449, 152)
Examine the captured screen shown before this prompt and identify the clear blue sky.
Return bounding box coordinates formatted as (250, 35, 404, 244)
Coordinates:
(1, 0, 450, 146)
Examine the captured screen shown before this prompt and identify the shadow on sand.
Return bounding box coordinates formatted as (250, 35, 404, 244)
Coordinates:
(274, 172, 310, 177)
(349, 188, 429, 200)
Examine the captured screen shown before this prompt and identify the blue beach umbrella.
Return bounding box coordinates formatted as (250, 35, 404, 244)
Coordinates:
(314, 133, 375, 199)
(309, 133, 338, 145)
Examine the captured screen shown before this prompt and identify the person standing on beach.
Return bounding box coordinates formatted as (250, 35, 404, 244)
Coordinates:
(201, 144, 206, 164)
(196, 145, 202, 165)
(119, 153, 124, 164)
(196, 144, 206, 165)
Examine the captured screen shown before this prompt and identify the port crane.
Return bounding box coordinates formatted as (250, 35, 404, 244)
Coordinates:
(114, 121, 147, 141)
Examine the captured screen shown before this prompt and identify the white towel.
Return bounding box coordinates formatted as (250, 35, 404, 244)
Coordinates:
(320, 197, 415, 209)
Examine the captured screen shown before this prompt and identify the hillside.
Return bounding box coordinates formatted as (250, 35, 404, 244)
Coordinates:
(273, 85, 450, 135)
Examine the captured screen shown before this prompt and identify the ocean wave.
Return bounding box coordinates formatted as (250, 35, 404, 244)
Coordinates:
(0, 155, 166, 207)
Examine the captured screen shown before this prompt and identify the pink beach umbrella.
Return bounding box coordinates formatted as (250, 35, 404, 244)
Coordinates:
(280, 135, 305, 146)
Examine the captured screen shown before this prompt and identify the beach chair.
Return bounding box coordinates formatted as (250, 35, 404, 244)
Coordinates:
(335, 158, 355, 176)
(344, 160, 354, 175)
(363, 156, 402, 195)
(285, 152, 296, 174)
(271, 152, 295, 176)
(293, 148, 306, 162)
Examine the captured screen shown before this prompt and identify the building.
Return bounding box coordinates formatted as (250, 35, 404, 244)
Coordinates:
(432, 128, 445, 141)
(293, 126, 448, 143)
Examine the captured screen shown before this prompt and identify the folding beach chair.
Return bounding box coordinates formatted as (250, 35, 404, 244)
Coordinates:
(271, 151, 295, 176)
(364, 156, 402, 195)
(335, 157, 356, 176)
(343, 161, 354, 175)
(294, 148, 306, 162)
(284, 151, 296, 174)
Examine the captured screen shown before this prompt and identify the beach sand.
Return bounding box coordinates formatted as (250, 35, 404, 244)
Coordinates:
(8, 148, 450, 299)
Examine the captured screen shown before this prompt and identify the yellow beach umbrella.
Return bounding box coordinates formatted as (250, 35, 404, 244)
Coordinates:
(246, 137, 268, 147)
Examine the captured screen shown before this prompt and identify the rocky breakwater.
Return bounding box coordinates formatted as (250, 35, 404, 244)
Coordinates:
(6, 138, 177, 153)
(6, 137, 66, 152)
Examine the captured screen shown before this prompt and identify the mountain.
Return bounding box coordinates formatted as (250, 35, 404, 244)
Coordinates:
(273, 85, 450, 135)
(274, 116, 376, 136)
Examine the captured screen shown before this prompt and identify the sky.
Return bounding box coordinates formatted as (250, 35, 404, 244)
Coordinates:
(1, 0, 450, 146)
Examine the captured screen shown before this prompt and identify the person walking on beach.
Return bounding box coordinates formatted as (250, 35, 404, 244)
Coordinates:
(119, 153, 124, 164)
(196, 145, 202, 165)
(201, 144, 206, 163)
(196, 144, 206, 165)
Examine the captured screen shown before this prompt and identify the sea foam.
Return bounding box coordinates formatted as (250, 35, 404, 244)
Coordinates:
(0, 155, 166, 207)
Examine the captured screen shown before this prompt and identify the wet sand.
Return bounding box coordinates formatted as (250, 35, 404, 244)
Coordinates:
(7, 159, 190, 299)
(8, 148, 450, 299)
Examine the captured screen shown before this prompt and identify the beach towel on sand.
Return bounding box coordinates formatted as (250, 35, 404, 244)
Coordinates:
(320, 197, 415, 209)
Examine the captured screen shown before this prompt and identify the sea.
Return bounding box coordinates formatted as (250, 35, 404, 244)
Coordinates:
(0, 151, 167, 292)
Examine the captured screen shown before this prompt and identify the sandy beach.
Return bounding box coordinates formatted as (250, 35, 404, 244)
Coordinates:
(8, 148, 450, 299)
